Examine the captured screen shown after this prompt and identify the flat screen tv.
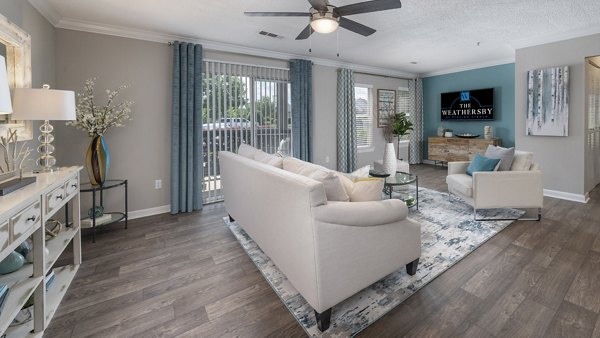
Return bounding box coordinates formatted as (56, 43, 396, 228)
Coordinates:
(441, 88, 494, 120)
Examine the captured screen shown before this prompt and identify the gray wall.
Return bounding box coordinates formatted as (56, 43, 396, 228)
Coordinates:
(312, 65, 408, 170)
(515, 33, 600, 197)
(54, 29, 172, 214)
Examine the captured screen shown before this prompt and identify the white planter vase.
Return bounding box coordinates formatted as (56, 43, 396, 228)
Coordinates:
(382, 143, 397, 175)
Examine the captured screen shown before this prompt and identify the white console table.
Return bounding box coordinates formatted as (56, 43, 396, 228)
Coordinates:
(0, 166, 82, 337)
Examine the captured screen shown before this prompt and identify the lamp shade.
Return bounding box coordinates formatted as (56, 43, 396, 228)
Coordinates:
(12, 85, 75, 120)
(0, 56, 13, 115)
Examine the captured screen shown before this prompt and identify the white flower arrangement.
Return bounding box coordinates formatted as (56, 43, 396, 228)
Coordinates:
(67, 78, 133, 137)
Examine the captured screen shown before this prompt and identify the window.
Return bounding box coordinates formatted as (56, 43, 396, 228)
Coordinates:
(397, 87, 410, 116)
(202, 61, 290, 203)
(355, 85, 373, 148)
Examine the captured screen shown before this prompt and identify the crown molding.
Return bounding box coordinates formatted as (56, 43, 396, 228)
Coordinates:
(421, 57, 515, 78)
(50, 17, 416, 78)
(511, 25, 600, 50)
(27, 0, 61, 26)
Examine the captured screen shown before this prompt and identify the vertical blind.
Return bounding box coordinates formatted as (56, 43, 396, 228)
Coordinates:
(202, 61, 290, 203)
(355, 85, 373, 148)
(397, 88, 410, 116)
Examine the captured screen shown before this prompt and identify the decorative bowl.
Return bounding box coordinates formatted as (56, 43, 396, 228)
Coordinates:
(456, 134, 480, 139)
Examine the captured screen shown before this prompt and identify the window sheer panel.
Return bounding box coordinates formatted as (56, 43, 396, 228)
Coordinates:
(355, 85, 373, 148)
(397, 87, 410, 116)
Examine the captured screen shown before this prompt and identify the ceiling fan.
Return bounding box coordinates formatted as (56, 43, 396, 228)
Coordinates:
(245, 0, 402, 40)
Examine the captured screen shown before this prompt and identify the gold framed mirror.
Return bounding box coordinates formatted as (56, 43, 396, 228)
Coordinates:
(0, 13, 32, 140)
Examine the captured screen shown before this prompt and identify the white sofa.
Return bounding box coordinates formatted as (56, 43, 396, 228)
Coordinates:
(219, 150, 421, 331)
(446, 150, 543, 221)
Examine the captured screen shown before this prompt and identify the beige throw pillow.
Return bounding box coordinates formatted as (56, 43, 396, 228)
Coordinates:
(282, 157, 349, 201)
(254, 149, 283, 168)
(238, 143, 258, 159)
(306, 170, 349, 202)
(350, 165, 371, 178)
(510, 151, 534, 171)
(348, 178, 384, 202)
(337, 174, 383, 202)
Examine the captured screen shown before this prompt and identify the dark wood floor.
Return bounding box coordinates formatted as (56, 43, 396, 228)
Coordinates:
(45, 164, 600, 337)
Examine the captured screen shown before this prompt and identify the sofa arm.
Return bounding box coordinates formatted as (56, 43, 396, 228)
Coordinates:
(312, 199, 408, 227)
(448, 161, 470, 175)
(473, 171, 543, 209)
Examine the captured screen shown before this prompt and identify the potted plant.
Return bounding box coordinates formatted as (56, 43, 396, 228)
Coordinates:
(391, 112, 413, 158)
(444, 128, 453, 137)
(382, 112, 413, 174)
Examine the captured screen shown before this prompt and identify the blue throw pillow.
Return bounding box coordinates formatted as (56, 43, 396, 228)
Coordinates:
(466, 154, 501, 176)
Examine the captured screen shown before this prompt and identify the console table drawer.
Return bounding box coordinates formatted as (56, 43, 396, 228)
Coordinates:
(46, 186, 66, 214)
(10, 201, 41, 241)
(65, 177, 79, 198)
(0, 220, 8, 252)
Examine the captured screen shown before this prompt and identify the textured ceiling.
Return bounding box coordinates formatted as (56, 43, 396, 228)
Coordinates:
(32, 0, 600, 75)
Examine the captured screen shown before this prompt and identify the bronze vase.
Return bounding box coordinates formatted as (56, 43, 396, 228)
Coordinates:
(85, 135, 110, 185)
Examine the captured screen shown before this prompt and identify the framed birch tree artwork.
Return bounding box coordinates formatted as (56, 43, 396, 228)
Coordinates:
(377, 89, 396, 127)
(526, 66, 569, 136)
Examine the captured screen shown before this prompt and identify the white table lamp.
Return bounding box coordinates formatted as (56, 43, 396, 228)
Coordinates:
(0, 56, 12, 115)
(12, 84, 75, 172)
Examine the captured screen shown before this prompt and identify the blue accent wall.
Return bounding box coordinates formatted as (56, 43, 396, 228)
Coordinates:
(423, 63, 515, 158)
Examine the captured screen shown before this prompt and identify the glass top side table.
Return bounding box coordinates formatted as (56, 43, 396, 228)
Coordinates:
(80, 179, 128, 242)
(385, 171, 418, 209)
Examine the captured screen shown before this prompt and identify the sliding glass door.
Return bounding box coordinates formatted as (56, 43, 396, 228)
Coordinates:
(202, 61, 291, 203)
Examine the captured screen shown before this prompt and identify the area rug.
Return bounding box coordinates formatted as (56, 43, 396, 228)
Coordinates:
(224, 187, 522, 337)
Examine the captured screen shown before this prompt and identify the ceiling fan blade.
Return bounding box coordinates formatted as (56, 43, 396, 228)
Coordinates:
(307, 0, 328, 11)
(295, 25, 314, 40)
(335, 0, 401, 16)
(244, 12, 309, 17)
(339, 17, 376, 36)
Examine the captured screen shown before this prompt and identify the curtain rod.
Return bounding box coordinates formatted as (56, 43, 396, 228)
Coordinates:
(203, 58, 290, 71)
(168, 42, 413, 80)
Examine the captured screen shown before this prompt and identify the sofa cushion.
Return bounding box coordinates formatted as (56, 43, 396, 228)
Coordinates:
(254, 149, 283, 168)
(283, 156, 322, 176)
(238, 143, 258, 159)
(336, 174, 384, 202)
(309, 171, 349, 202)
(484, 145, 515, 171)
(510, 151, 534, 171)
(349, 178, 384, 202)
(466, 154, 501, 176)
(283, 157, 349, 201)
(446, 174, 473, 197)
(350, 165, 370, 178)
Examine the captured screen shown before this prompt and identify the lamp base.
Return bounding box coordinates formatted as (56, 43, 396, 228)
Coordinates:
(33, 166, 65, 174)
(37, 120, 56, 172)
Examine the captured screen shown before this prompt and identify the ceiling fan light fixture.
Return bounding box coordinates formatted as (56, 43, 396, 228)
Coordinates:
(309, 7, 339, 34)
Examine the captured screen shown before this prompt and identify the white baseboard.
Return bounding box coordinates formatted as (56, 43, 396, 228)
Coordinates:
(128, 205, 171, 220)
(543, 189, 589, 203)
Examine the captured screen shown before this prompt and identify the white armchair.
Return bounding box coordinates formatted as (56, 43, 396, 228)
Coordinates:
(446, 151, 543, 221)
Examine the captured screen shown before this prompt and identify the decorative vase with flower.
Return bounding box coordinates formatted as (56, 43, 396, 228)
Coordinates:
(66, 78, 133, 185)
